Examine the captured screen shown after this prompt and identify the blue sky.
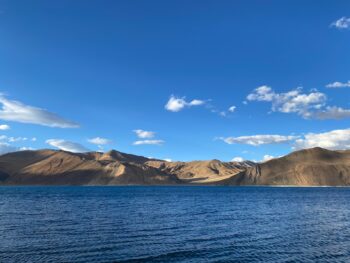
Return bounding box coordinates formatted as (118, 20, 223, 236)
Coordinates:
(1, 0, 350, 162)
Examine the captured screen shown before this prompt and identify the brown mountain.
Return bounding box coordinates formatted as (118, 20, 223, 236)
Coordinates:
(146, 159, 253, 184)
(0, 147, 350, 186)
(240, 147, 350, 186)
(0, 149, 179, 185)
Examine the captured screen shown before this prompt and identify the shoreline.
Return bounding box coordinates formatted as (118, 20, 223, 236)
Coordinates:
(1, 184, 350, 188)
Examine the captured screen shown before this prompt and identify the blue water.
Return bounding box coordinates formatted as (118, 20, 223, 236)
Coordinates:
(1, 187, 350, 262)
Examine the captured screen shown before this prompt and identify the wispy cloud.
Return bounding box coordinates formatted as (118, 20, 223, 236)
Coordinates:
(326, 81, 350, 88)
(8, 137, 28, 142)
(87, 137, 112, 145)
(133, 129, 163, 145)
(0, 95, 79, 128)
(165, 95, 206, 112)
(46, 139, 90, 152)
(219, 134, 297, 146)
(220, 128, 350, 151)
(133, 129, 155, 139)
(331, 17, 350, 29)
(0, 135, 35, 143)
(214, 105, 237, 117)
(133, 140, 164, 145)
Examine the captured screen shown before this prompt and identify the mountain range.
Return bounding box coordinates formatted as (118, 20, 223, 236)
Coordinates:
(1, 147, 350, 186)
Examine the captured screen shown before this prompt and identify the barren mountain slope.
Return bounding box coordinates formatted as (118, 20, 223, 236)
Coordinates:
(0, 150, 178, 185)
(146, 159, 254, 183)
(242, 147, 350, 186)
(1, 147, 350, 186)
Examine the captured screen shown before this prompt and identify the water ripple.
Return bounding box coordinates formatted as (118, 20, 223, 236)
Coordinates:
(1, 186, 350, 262)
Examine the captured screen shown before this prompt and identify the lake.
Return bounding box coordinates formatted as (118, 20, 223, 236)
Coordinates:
(1, 186, 350, 262)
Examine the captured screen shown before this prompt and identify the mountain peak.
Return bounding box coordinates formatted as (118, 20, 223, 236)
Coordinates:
(1, 147, 350, 186)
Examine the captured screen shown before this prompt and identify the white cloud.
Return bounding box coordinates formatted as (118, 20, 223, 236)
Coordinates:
(0, 124, 10, 130)
(326, 81, 350, 88)
(165, 95, 234, 118)
(246, 86, 350, 119)
(133, 140, 164, 145)
(0, 135, 36, 155)
(165, 95, 205, 112)
(189, 99, 205, 106)
(247, 86, 326, 118)
(247, 85, 276, 102)
(163, 158, 172, 162)
(219, 128, 350, 151)
(31, 137, 37, 141)
(165, 96, 187, 112)
(19, 147, 35, 151)
(331, 17, 350, 29)
(0, 95, 79, 128)
(313, 106, 350, 120)
(231, 156, 244, 162)
(46, 139, 90, 152)
(8, 137, 28, 142)
(220, 134, 297, 146)
(212, 105, 237, 117)
(261, 155, 275, 162)
(133, 129, 155, 139)
(88, 137, 112, 145)
(294, 128, 350, 150)
(0, 135, 36, 143)
(0, 142, 35, 155)
(228, 106, 236, 112)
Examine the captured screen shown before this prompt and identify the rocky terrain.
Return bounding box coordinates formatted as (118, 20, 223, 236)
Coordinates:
(243, 147, 350, 186)
(0, 147, 350, 186)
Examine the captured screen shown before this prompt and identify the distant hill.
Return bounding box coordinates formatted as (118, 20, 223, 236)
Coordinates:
(1, 147, 350, 186)
(0, 149, 178, 185)
(146, 159, 253, 184)
(242, 147, 350, 186)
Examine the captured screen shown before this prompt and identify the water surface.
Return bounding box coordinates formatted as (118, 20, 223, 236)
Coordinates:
(1, 186, 350, 262)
